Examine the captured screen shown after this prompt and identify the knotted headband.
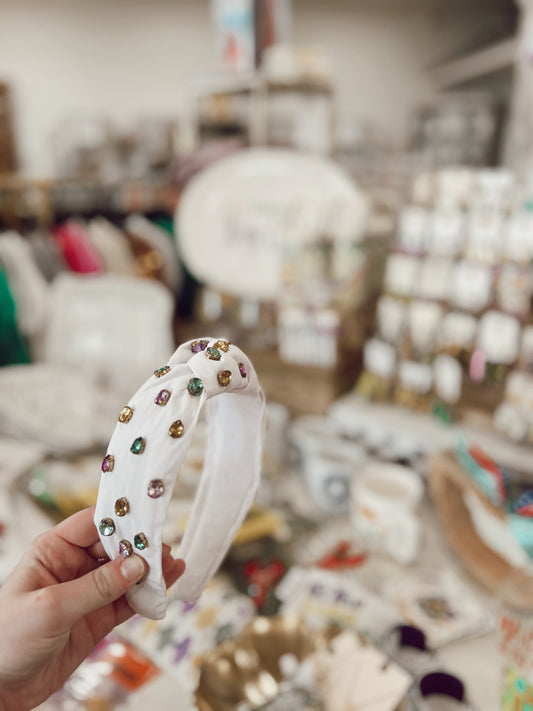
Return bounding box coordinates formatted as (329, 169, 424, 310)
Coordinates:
(94, 337, 265, 619)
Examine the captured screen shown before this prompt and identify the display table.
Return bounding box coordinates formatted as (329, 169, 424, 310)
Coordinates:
(1, 410, 511, 710)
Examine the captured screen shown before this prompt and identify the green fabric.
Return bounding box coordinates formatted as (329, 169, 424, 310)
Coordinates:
(0, 268, 30, 366)
(151, 215, 175, 238)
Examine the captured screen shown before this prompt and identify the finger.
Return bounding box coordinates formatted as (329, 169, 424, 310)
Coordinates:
(85, 541, 172, 566)
(58, 553, 147, 624)
(54, 506, 99, 548)
(162, 557, 186, 588)
(86, 541, 108, 561)
(113, 557, 186, 626)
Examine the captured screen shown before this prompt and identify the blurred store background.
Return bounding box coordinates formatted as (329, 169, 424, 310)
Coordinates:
(2, 0, 533, 709)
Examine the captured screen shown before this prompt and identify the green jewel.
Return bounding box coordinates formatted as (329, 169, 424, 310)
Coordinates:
(130, 436, 146, 454)
(188, 377, 204, 396)
(206, 346, 221, 361)
(99, 518, 115, 536)
(154, 366, 170, 378)
(134, 532, 148, 550)
(515, 678, 528, 692)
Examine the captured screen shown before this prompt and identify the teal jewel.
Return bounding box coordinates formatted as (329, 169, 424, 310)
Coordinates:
(99, 518, 115, 536)
(515, 678, 528, 692)
(134, 532, 148, 550)
(130, 436, 146, 454)
(206, 347, 221, 361)
(188, 377, 204, 396)
(154, 366, 170, 378)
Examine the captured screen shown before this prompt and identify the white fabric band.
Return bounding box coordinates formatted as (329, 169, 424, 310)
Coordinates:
(94, 337, 265, 620)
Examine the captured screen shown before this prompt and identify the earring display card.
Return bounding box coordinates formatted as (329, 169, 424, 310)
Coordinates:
(376, 296, 407, 345)
(313, 632, 412, 711)
(383, 570, 493, 648)
(356, 167, 533, 429)
(275, 567, 400, 640)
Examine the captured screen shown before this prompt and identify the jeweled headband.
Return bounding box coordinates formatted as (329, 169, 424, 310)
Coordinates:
(94, 337, 265, 620)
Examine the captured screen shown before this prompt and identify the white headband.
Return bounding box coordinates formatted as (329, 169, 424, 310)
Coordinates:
(94, 337, 265, 620)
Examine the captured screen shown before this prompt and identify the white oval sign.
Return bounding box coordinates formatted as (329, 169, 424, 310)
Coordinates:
(177, 148, 367, 300)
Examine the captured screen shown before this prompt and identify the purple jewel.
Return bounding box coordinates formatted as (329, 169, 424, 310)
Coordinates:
(238, 362, 247, 378)
(191, 339, 208, 353)
(119, 539, 133, 558)
(147, 479, 164, 498)
(101, 454, 114, 473)
(155, 389, 171, 406)
(173, 636, 192, 664)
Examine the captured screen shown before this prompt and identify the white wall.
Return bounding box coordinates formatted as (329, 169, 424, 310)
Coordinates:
(0, 0, 514, 175)
(0, 0, 215, 175)
(293, 0, 516, 148)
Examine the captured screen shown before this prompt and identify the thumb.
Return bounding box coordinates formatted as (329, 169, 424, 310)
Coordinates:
(58, 554, 146, 623)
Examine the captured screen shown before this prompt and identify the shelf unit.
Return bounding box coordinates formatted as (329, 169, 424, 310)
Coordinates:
(183, 72, 335, 154)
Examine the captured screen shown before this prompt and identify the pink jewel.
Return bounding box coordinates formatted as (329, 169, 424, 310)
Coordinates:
(155, 389, 171, 406)
(101, 455, 114, 473)
(147, 479, 164, 498)
(470, 349, 486, 383)
(238, 362, 247, 378)
(191, 340, 208, 353)
(119, 539, 133, 557)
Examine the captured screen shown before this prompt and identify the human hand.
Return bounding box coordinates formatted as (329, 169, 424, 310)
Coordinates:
(0, 506, 185, 711)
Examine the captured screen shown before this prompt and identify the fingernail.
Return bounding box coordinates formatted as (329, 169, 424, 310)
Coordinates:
(121, 554, 145, 582)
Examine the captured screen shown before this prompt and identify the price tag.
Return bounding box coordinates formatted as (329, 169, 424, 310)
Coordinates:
(397, 206, 429, 253)
(439, 311, 477, 350)
(364, 338, 396, 379)
(450, 262, 492, 312)
(504, 371, 531, 408)
(477, 310, 520, 364)
(411, 172, 436, 206)
(377, 296, 406, 344)
(434, 354, 462, 404)
(408, 300, 442, 354)
(384, 254, 421, 297)
(436, 168, 474, 209)
(497, 264, 532, 316)
(505, 212, 533, 263)
(428, 211, 465, 257)
(475, 169, 515, 210)
(398, 361, 432, 394)
(418, 257, 454, 300)
(466, 210, 504, 263)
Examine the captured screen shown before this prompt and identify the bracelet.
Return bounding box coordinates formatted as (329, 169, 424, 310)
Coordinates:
(94, 337, 265, 620)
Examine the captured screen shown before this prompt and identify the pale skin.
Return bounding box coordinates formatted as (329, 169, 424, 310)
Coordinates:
(0, 506, 185, 711)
